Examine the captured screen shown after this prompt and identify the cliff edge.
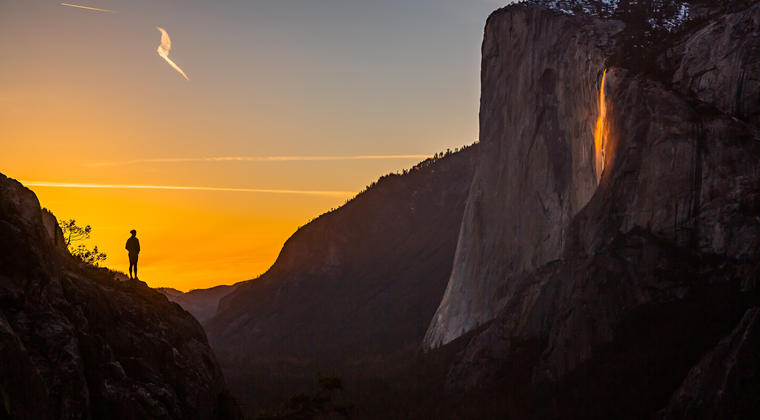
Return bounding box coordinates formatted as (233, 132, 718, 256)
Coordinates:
(0, 173, 241, 419)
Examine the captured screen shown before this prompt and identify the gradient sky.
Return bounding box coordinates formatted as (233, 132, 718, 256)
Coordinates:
(1, 0, 510, 291)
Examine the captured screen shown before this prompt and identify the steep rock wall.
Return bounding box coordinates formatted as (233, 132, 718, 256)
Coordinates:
(424, 5, 622, 348)
(671, 4, 760, 125)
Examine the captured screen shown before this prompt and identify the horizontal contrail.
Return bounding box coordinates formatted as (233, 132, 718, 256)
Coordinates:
(88, 154, 432, 167)
(21, 181, 355, 198)
(60, 3, 116, 13)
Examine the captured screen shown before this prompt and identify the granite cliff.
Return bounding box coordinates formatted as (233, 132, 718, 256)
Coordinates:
(421, 0, 759, 417)
(424, 3, 618, 348)
(0, 174, 241, 419)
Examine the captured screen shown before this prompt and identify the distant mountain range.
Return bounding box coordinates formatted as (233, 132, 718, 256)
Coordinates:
(158, 285, 239, 323)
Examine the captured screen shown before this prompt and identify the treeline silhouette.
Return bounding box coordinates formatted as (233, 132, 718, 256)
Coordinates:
(253, 374, 353, 420)
(206, 143, 480, 415)
(299, 141, 479, 229)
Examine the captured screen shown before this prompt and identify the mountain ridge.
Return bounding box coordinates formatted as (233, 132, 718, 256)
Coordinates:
(203, 144, 479, 410)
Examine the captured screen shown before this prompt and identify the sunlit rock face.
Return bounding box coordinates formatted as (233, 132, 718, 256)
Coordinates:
(0, 174, 241, 420)
(423, 5, 622, 349)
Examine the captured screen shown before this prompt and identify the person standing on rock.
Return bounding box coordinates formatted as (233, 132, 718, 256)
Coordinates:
(126, 229, 140, 279)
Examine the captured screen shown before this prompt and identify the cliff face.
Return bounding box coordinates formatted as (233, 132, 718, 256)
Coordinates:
(203, 146, 478, 409)
(422, 0, 760, 417)
(427, 0, 760, 347)
(0, 174, 240, 420)
(425, 4, 622, 348)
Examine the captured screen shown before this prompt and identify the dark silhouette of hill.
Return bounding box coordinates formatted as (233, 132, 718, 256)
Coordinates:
(202, 144, 478, 411)
(158, 285, 240, 323)
(0, 173, 241, 420)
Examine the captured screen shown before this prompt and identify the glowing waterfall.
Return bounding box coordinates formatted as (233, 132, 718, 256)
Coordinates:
(594, 69, 607, 182)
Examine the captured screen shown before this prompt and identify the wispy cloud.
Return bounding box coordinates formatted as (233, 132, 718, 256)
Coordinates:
(21, 181, 354, 197)
(87, 154, 432, 168)
(60, 3, 116, 13)
(156, 27, 190, 81)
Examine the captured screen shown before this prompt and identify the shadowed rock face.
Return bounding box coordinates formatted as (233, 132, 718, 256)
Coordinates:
(661, 307, 760, 419)
(0, 174, 241, 420)
(671, 2, 760, 127)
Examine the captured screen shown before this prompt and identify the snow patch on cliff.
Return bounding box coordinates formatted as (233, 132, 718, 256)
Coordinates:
(528, 0, 691, 32)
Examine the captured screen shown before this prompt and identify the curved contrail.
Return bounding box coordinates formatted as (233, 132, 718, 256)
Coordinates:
(156, 27, 190, 81)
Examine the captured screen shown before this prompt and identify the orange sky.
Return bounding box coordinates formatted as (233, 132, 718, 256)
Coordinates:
(27, 183, 352, 290)
(0, 0, 501, 290)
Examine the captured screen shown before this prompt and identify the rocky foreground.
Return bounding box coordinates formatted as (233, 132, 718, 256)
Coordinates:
(0, 174, 240, 419)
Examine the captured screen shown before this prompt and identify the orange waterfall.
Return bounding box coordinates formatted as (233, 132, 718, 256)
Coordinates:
(594, 69, 608, 182)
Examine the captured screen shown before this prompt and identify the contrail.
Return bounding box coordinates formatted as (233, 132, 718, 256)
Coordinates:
(87, 154, 432, 167)
(60, 3, 116, 13)
(156, 27, 190, 81)
(21, 181, 354, 198)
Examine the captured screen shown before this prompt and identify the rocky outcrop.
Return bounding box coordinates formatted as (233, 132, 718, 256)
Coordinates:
(0, 173, 241, 419)
(157, 285, 238, 323)
(203, 146, 478, 410)
(671, 1, 760, 125)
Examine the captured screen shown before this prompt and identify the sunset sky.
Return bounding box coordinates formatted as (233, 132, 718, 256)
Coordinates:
(1, 0, 507, 291)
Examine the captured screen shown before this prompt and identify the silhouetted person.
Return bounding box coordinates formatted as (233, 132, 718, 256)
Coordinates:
(126, 229, 140, 279)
